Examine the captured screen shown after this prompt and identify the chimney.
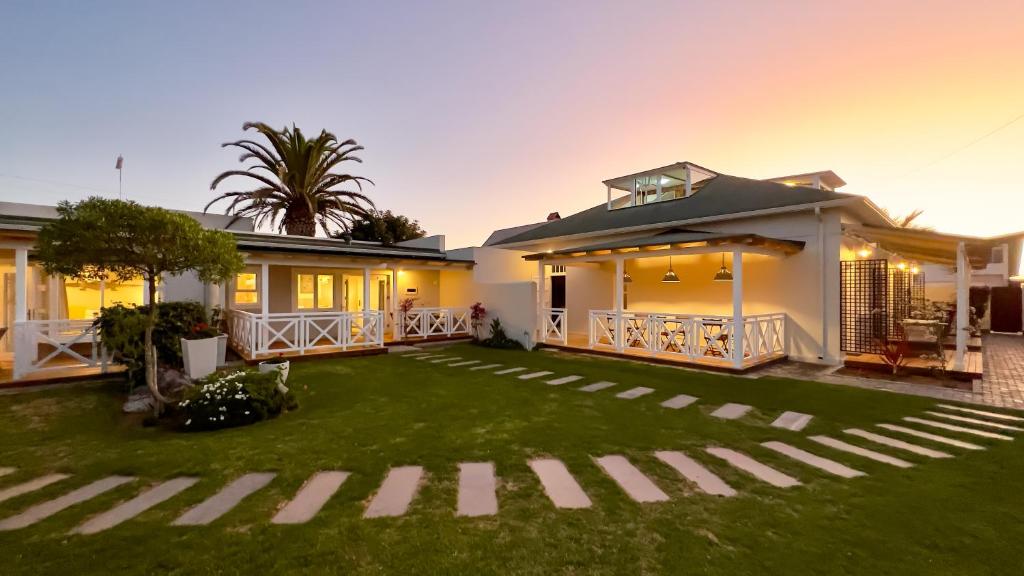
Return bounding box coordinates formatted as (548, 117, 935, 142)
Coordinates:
(547, 212, 561, 221)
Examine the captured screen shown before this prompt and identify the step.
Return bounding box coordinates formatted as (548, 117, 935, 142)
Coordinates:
(654, 451, 736, 497)
(528, 459, 592, 509)
(518, 371, 554, 380)
(935, 404, 1024, 422)
(923, 411, 1023, 432)
(876, 423, 984, 450)
(0, 474, 71, 505)
(74, 477, 199, 534)
(704, 447, 801, 488)
(545, 375, 583, 386)
(710, 403, 752, 420)
(761, 441, 865, 478)
(771, 411, 814, 432)
(173, 473, 276, 526)
(594, 455, 670, 503)
(660, 395, 699, 410)
(457, 462, 498, 517)
(616, 387, 655, 400)
(843, 429, 952, 458)
(808, 436, 913, 468)
(364, 466, 423, 518)
(578, 381, 617, 393)
(903, 417, 1013, 441)
(469, 363, 503, 371)
(0, 476, 136, 531)
(272, 471, 349, 525)
(494, 367, 527, 375)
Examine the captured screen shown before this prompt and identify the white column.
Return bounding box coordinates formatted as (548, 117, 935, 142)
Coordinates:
(536, 260, 546, 340)
(14, 248, 27, 322)
(732, 249, 744, 369)
(362, 268, 371, 312)
(259, 263, 269, 355)
(953, 242, 971, 371)
(614, 257, 624, 351)
(606, 185, 612, 209)
(391, 267, 401, 341)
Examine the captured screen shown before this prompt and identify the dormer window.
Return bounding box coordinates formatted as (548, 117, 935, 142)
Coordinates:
(605, 162, 717, 210)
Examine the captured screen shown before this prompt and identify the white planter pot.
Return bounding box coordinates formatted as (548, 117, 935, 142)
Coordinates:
(216, 333, 229, 366)
(259, 360, 291, 393)
(181, 337, 219, 380)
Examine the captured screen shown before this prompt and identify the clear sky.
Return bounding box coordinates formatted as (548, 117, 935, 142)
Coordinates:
(1, 0, 1022, 247)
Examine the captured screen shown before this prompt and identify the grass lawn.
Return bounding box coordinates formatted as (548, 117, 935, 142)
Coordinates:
(1, 343, 1022, 575)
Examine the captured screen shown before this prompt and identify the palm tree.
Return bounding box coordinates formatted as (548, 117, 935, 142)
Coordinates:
(207, 122, 375, 236)
(882, 208, 932, 230)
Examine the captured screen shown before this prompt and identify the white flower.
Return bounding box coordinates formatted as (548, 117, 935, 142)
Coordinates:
(185, 419, 192, 426)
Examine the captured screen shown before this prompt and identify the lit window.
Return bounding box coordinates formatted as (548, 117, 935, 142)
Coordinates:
(317, 275, 334, 309)
(234, 272, 258, 305)
(297, 274, 315, 309)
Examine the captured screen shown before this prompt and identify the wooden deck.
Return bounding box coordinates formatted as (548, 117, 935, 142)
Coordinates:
(843, 348, 983, 381)
(540, 334, 787, 374)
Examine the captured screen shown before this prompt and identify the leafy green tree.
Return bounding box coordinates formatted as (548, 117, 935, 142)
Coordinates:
(339, 210, 427, 245)
(207, 122, 375, 236)
(36, 198, 245, 411)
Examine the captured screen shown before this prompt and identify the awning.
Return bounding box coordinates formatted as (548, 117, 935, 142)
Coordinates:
(523, 230, 804, 261)
(843, 224, 995, 269)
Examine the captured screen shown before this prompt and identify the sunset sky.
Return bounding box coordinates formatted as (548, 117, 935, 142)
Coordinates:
(1, 1, 1022, 247)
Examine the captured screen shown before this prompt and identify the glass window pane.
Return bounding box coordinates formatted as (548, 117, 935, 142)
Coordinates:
(237, 272, 257, 291)
(317, 275, 334, 309)
(297, 274, 315, 309)
(235, 292, 258, 305)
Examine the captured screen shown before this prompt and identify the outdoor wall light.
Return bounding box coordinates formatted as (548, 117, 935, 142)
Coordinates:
(857, 247, 872, 258)
(713, 254, 733, 282)
(661, 256, 680, 283)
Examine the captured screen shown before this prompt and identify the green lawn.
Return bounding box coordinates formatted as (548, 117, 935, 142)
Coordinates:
(0, 344, 1022, 575)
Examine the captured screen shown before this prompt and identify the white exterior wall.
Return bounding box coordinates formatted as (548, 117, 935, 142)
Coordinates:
(440, 261, 536, 348)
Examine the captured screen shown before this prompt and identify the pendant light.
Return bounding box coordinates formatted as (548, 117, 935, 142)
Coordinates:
(661, 256, 680, 283)
(623, 261, 632, 283)
(713, 254, 733, 282)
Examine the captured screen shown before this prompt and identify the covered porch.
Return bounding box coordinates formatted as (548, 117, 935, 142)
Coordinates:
(529, 231, 801, 372)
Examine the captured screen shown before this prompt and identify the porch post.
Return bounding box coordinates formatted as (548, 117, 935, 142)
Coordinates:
(614, 257, 624, 351)
(14, 247, 27, 322)
(536, 260, 546, 341)
(732, 249, 744, 369)
(953, 241, 971, 371)
(391, 266, 400, 341)
(259, 263, 269, 354)
(362, 267, 371, 312)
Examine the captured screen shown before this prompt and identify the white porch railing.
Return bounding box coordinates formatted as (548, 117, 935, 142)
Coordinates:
(226, 309, 384, 357)
(540, 308, 567, 345)
(13, 320, 109, 380)
(398, 307, 471, 339)
(587, 310, 786, 364)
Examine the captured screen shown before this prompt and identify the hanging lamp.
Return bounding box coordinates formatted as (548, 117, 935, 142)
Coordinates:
(623, 261, 632, 283)
(662, 256, 680, 283)
(713, 254, 733, 282)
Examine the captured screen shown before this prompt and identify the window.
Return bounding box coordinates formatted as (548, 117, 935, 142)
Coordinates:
(298, 273, 334, 310)
(991, 246, 1004, 264)
(234, 272, 258, 305)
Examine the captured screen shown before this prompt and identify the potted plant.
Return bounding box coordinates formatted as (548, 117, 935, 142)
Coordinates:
(181, 322, 220, 380)
(470, 302, 487, 340)
(259, 353, 291, 393)
(210, 306, 229, 367)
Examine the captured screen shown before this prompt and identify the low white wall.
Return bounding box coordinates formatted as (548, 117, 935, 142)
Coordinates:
(441, 260, 537, 348)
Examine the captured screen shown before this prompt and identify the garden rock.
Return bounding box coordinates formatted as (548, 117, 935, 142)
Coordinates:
(122, 389, 155, 413)
(158, 368, 193, 398)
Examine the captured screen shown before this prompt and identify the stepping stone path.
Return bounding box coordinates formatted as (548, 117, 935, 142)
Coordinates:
(470, 363, 503, 371)
(430, 356, 459, 363)
(272, 471, 349, 525)
(660, 394, 699, 410)
(903, 417, 1013, 440)
(364, 466, 423, 518)
(494, 367, 527, 375)
(173, 473, 276, 526)
(594, 455, 669, 503)
(448, 360, 480, 367)
(936, 404, 1024, 422)
(771, 411, 814, 431)
(710, 403, 752, 420)
(923, 411, 1024, 432)
(0, 468, 14, 478)
(457, 462, 498, 517)
(518, 371, 554, 380)
(705, 447, 801, 488)
(0, 476, 136, 531)
(0, 474, 70, 505)
(808, 436, 913, 468)
(762, 441, 865, 479)
(528, 459, 592, 509)
(414, 355, 443, 361)
(546, 375, 583, 386)
(403, 353, 432, 358)
(578, 381, 617, 393)
(654, 451, 735, 497)
(844, 429, 952, 459)
(616, 387, 655, 400)
(74, 477, 199, 535)
(877, 423, 984, 450)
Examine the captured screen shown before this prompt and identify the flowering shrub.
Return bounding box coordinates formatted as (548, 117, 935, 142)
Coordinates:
(179, 370, 296, 431)
(470, 302, 487, 340)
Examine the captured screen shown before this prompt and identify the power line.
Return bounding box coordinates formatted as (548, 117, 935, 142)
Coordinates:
(889, 111, 1024, 181)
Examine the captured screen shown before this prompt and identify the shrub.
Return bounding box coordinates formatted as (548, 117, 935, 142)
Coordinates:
(95, 301, 212, 385)
(179, 369, 297, 431)
(478, 317, 525, 350)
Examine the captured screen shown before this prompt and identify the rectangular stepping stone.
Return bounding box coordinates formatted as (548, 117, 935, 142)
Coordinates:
(771, 411, 814, 431)
(415, 355, 445, 361)
(654, 451, 735, 497)
(528, 459, 592, 509)
(593, 455, 669, 502)
(710, 403, 752, 420)
(660, 394, 699, 409)
(578, 381, 617, 392)
(364, 466, 423, 518)
(402, 353, 432, 358)
(457, 462, 498, 517)
(448, 360, 481, 367)
(903, 417, 1013, 440)
(272, 471, 349, 525)
(430, 356, 459, 363)
(546, 375, 583, 386)
(616, 387, 655, 400)
(0, 476, 136, 531)
(808, 436, 913, 468)
(923, 411, 1024, 432)
(519, 371, 554, 380)
(173, 473, 276, 526)
(936, 404, 1024, 422)
(877, 423, 985, 450)
(469, 363, 502, 371)
(844, 429, 952, 459)
(705, 447, 801, 488)
(762, 441, 865, 478)
(0, 474, 70, 505)
(0, 468, 14, 478)
(494, 367, 527, 375)
(74, 477, 199, 535)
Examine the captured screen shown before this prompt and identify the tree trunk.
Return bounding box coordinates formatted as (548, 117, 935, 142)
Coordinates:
(145, 275, 171, 416)
(284, 216, 316, 236)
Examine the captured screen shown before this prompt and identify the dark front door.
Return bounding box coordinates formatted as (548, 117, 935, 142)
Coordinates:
(551, 275, 566, 309)
(990, 283, 1023, 333)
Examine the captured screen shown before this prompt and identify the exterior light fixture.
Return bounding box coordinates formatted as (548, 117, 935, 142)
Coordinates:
(896, 262, 907, 271)
(910, 265, 920, 274)
(662, 256, 680, 283)
(857, 247, 872, 258)
(713, 254, 733, 282)
(623, 262, 632, 283)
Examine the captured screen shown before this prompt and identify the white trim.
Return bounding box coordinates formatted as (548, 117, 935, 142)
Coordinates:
(14, 248, 27, 322)
(731, 249, 744, 369)
(533, 244, 790, 266)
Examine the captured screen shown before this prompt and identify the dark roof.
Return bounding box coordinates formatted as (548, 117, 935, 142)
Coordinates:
(524, 229, 805, 260)
(493, 174, 855, 246)
(232, 231, 473, 263)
